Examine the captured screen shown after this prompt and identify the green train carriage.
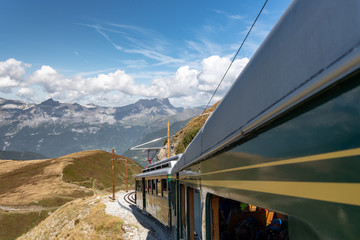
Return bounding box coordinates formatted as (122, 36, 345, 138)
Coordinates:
(135, 0, 360, 239)
(170, 0, 360, 239)
(135, 155, 181, 227)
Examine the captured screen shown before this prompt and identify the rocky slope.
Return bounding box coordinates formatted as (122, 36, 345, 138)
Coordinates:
(157, 101, 220, 161)
(18, 196, 124, 240)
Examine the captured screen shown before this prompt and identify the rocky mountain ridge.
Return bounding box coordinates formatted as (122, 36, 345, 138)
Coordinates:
(0, 97, 201, 161)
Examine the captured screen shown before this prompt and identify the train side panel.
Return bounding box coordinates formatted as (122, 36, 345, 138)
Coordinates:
(143, 176, 171, 227)
(135, 178, 144, 209)
(175, 74, 360, 240)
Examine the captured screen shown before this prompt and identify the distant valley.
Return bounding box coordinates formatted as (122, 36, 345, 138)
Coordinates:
(0, 97, 201, 165)
(0, 150, 48, 161)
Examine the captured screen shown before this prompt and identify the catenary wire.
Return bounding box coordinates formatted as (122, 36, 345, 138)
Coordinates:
(202, 0, 269, 114)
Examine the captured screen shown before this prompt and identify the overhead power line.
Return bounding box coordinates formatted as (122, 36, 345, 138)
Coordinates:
(130, 136, 167, 150)
(130, 134, 175, 151)
(202, 0, 269, 114)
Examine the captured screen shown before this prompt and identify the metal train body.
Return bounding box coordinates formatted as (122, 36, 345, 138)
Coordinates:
(135, 0, 360, 239)
(135, 155, 180, 226)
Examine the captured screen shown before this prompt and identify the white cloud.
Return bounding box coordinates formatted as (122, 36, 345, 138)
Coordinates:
(0, 56, 249, 107)
(29, 65, 69, 93)
(213, 9, 245, 21)
(185, 39, 223, 57)
(17, 87, 36, 98)
(86, 70, 136, 94)
(125, 48, 182, 65)
(0, 76, 18, 89)
(34, 55, 248, 106)
(0, 58, 29, 92)
(0, 58, 28, 79)
(146, 66, 199, 98)
(198, 55, 249, 93)
(135, 55, 249, 105)
(81, 23, 179, 65)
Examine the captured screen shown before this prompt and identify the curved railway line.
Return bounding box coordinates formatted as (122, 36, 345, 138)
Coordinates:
(124, 191, 135, 205)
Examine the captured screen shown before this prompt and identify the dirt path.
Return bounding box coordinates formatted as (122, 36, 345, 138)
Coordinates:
(0, 204, 58, 212)
(103, 191, 172, 240)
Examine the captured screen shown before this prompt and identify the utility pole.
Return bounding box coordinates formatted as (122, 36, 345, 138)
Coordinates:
(167, 121, 170, 158)
(125, 158, 128, 192)
(113, 155, 129, 192)
(112, 148, 115, 200)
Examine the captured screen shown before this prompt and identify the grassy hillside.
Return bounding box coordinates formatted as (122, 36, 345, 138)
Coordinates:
(62, 150, 143, 191)
(0, 150, 142, 240)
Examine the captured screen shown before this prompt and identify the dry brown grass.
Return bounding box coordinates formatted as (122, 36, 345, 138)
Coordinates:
(18, 196, 124, 240)
(0, 150, 141, 240)
(0, 150, 140, 206)
(0, 159, 50, 175)
(0, 152, 94, 206)
(173, 101, 221, 154)
(0, 209, 49, 240)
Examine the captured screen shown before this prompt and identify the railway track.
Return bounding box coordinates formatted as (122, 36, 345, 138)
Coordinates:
(124, 191, 136, 205)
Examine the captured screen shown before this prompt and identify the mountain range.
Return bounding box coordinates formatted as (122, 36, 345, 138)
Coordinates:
(0, 97, 201, 164)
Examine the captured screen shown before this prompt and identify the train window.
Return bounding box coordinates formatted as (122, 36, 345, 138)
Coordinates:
(208, 194, 289, 240)
(162, 179, 168, 198)
(193, 189, 202, 239)
(152, 179, 156, 195)
(157, 179, 162, 196)
(147, 180, 151, 194)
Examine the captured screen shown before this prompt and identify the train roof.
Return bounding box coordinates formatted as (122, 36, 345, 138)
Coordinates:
(135, 154, 181, 178)
(172, 0, 360, 173)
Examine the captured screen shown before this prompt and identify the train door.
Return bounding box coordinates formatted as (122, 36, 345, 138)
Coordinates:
(181, 184, 186, 239)
(135, 179, 142, 209)
(206, 194, 219, 240)
(169, 178, 177, 233)
(193, 189, 202, 239)
(176, 178, 181, 240)
(187, 187, 202, 240)
(142, 178, 146, 209)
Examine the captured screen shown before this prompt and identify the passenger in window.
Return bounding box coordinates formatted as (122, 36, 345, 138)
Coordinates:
(279, 218, 289, 240)
(240, 202, 249, 212)
(257, 218, 282, 240)
(234, 216, 258, 240)
(220, 230, 231, 240)
(219, 198, 232, 231)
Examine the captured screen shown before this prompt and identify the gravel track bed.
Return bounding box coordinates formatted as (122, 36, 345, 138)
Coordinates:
(103, 191, 172, 240)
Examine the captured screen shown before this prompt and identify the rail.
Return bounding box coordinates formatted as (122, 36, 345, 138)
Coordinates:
(124, 191, 136, 205)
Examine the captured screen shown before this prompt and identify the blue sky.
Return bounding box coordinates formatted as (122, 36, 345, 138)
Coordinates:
(0, 0, 292, 107)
